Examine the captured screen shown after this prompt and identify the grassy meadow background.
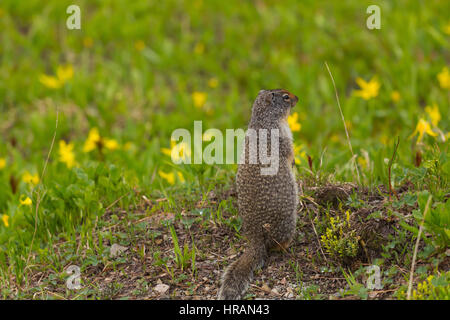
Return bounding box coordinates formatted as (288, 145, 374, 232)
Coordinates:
(0, 0, 449, 299)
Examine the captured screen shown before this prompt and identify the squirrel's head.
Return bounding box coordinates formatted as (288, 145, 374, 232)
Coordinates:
(251, 89, 298, 125)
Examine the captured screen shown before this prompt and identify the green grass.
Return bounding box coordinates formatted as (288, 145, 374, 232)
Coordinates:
(0, 0, 449, 299)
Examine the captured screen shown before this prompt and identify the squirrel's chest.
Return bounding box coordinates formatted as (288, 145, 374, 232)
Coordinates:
(279, 120, 293, 141)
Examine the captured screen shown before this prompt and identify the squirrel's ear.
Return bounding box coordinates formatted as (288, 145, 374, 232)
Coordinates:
(270, 92, 275, 104)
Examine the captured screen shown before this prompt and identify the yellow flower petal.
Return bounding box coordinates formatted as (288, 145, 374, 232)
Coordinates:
(104, 138, 119, 151)
(57, 64, 74, 83)
(0, 157, 6, 170)
(192, 91, 207, 109)
(58, 140, 77, 169)
(410, 118, 438, 143)
(354, 77, 380, 100)
(287, 112, 301, 132)
(83, 128, 101, 152)
(161, 148, 172, 157)
(39, 74, 62, 89)
(177, 171, 185, 183)
(2, 214, 9, 227)
(22, 171, 39, 185)
(158, 170, 175, 185)
(437, 67, 450, 89)
(20, 196, 32, 206)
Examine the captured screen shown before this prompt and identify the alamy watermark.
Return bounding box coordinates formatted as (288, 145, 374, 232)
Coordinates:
(66, 5, 81, 30)
(366, 265, 383, 290)
(168, 121, 281, 176)
(366, 5, 381, 30)
(66, 265, 81, 290)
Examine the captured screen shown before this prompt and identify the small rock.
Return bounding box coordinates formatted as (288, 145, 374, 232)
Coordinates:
(110, 244, 128, 257)
(154, 283, 169, 294)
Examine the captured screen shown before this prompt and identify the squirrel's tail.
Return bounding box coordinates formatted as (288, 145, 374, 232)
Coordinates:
(218, 242, 267, 300)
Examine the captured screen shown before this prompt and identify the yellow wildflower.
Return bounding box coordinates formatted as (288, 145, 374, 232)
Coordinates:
(58, 140, 77, 169)
(83, 128, 101, 152)
(39, 64, 73, 89)
(287, 112, 301, 132)
(177, 171, 185, 183)
(39, 74, 63, 89)
(20, 196, 32, 206)
(134, 40, 145, 51)
(391, 90, 401, 103)
(354, 77, 380, 100)
(0, 157, 6, 170)
(410, 118, 438, 143)
(83, 129, 120, 152)
(192, 91, 207, 109)
(158, 170, 175, 185)
(57, 65, 74, 83)
(437, 67, 450, 89)
(2, 214, 9, 227)
(161, 142, 174, 157)
(22, 171, 39, 185)
(425, 104, 441, 127)
(208, 78, 219, 88)
(293, 144, 307, 165)
(104, 138, 119, 151)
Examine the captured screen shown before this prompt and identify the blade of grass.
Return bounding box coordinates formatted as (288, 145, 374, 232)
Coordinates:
(26, 105, 59, 270)
(407, 195, 432, 300)
(324, 61, 361, 185)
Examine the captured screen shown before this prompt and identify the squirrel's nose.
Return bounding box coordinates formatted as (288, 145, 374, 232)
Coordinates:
(291, 94, 299, 106)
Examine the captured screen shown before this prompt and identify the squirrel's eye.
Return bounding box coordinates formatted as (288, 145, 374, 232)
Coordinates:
(282, 94, 290, 101)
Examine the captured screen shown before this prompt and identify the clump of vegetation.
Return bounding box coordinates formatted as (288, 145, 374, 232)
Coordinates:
(397, 272, 450, 300)
(320, 210, 359, 262)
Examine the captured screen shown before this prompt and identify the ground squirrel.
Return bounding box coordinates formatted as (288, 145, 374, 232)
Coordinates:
(218, 89, 299, 300)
